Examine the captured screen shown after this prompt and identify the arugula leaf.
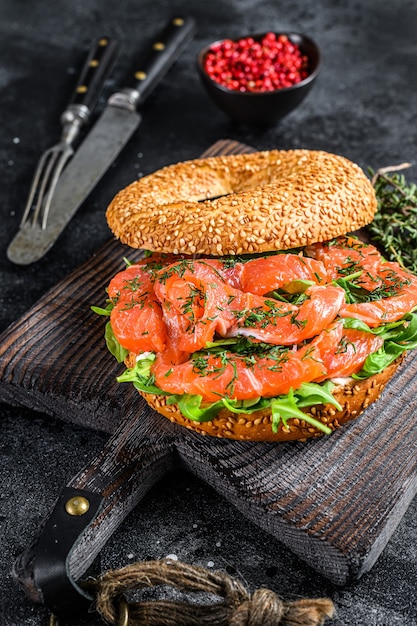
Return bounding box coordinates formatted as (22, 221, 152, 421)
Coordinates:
(91, 302, 113, 316)
(116, 353, 169, 394)
(132, 380, 170, 394)
(390, 312, 417, 343)
(295, 380, 342, 411)
(333, 272, 369, 304)
(117, 353, 155, 381)
(166, 395, 271, 421)
(282, 279, 315, 294)
(169, 394, 225, 422)
(91, 306, 111, 316)
(105, 322, 128, 363)
(341, 317, 374, 333)
(271, 388, 332, 435)
(92, 301, 127, 362)
(221, 397, 271, 414)
(265, 289, 309, 305)
(203, 338, 241, 352)
(353, 345, 402, 379)
(353, 312, 417, 379)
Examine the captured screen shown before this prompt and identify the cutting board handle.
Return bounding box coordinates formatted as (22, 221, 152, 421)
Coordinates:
(12, 408, 176, 618)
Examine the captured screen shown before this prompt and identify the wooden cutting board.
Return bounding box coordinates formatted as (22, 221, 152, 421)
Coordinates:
(2, 140, 417, 596)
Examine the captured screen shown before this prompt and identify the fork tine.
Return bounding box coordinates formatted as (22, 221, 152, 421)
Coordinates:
(40, 148, 73, 229)
(21, 146, 73, 231)
(31, 149, 61, 228)
(19, 149, 52, 227)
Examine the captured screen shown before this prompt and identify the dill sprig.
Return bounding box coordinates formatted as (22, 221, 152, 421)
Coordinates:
(367, 163, 417, 273)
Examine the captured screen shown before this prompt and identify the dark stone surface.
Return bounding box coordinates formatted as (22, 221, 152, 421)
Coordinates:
(1, 0, 417, 624)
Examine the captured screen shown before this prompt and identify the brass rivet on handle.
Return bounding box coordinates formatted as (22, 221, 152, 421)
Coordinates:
(173, 17, 184, 26)
(76, 85, 88, 94)
(65, 496, 90, 516)
(135, 71, 147, 80)
(153, 41, 165, 51)
(89, 59, 99, 67)
(98, 38, 109, 46)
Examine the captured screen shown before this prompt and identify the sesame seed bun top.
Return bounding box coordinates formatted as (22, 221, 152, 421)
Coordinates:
(105, 149, 377, 256)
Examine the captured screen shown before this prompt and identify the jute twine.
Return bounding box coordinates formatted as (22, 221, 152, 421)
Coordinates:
(93, 559, 335, 626)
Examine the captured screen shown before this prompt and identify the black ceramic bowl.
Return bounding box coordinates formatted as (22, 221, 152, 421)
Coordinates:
(197, 32, 321, 126)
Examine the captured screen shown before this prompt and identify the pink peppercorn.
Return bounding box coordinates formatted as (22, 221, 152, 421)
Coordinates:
(204, 33, 310, 92)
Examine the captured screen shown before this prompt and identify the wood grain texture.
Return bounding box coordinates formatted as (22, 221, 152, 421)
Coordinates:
(2, 140, 417, 594)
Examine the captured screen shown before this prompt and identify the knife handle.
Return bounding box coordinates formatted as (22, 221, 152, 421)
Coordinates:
(65, 36, 119, 123)
(131, 16, 196, 104)
(13, 409, 176, 616)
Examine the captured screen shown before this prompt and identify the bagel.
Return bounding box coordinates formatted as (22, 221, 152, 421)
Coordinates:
(106, 149, 377, 256)
(100, 149, 417, 442)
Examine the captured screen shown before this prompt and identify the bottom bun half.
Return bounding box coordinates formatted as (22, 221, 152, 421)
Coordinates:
(137, 356, 404, 442)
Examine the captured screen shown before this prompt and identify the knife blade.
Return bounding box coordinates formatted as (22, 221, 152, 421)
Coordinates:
(7, 16, 196, 266)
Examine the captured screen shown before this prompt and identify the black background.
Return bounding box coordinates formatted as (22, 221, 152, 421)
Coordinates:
(1, 1, 417, 624)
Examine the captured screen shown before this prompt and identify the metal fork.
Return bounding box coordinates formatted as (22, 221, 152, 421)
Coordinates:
(20, 36, 119, 231)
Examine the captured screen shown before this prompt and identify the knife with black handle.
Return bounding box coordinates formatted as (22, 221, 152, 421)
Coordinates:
(6, 16, 197, 266)
(70, 36, 119, 115)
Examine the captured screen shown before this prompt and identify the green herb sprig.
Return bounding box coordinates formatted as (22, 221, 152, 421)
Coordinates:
(368, 163, 417, 272)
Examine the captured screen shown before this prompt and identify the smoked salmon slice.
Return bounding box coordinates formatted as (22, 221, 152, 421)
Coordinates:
(152, 342, 326, 403)
(152, 260, 345, 352)
(223, 253, 329, 295)
(108, 264, 167, 354)
(312, 321, 384, 380)
(153, 260, 232, 359)
(224, 284, 345, 345)
(151, 321, 383, 402)
(307, 236, 383, 278)
(308, 236, 417, 325)
(339, 262, 417, 326)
